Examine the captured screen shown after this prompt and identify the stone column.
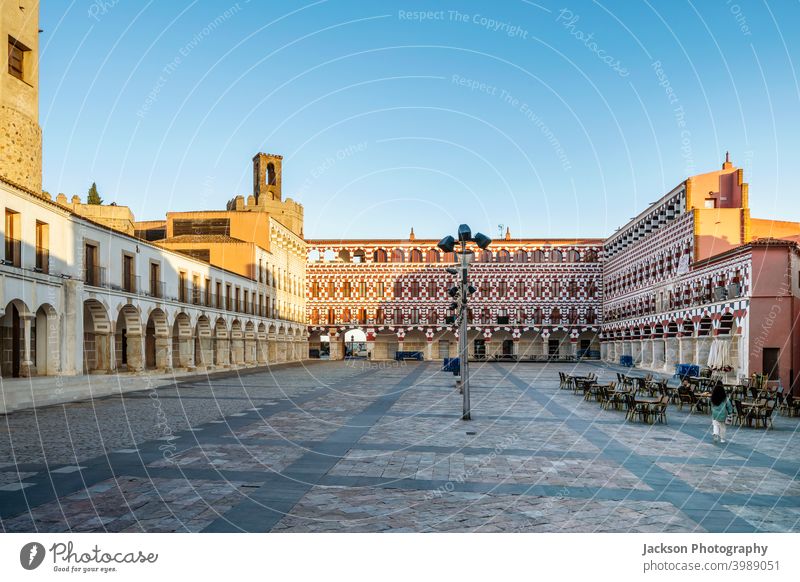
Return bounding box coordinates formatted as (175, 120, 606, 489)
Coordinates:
(570, 339, 578, 358)
(18, 314, 34, 377)
(215, 337, 230, 367)
(696, 336, 712, 368)
(174, 337, 193, 369)
(267, 337, 278, 363)
(94, 331, 114, 373)
(600, 342, 608, 361)
(664, 337, 678, 373)
(640, 339, 653, 368)
(257, 337, 268, 364)
(126, 332, 145, 372)
(155, 336, 171, 371)
(244, 338, 256, 364)
(277, 338, 287, 362)
(631, 340, 642, 366)
(425, 339, 434, 361)
(652, 337, 666, 370)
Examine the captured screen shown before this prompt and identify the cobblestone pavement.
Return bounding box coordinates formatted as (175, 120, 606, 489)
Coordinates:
(1, 360, 799, 532)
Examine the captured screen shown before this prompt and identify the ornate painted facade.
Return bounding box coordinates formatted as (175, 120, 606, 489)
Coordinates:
(305, 235, 604, 361)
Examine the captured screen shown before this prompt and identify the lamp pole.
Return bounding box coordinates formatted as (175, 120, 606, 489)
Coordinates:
(458, 238, 471, 420)
(438, 225, 491, 422)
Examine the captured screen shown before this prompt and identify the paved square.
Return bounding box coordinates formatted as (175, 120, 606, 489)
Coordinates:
(1, 361, 799, 532)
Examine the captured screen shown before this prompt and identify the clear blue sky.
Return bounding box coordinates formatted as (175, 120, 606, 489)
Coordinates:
(39, 0, 800, 239)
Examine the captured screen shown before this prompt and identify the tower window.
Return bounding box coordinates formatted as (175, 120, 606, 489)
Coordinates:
(267, 163, 276, 186)
(8, 36, 29, 81)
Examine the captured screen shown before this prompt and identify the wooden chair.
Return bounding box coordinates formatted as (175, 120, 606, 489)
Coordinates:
(650, 395, 669, 424)
(753, 400, 777, 429)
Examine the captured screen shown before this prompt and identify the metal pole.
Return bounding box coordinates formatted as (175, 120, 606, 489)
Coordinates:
(459, 241, 471, 420)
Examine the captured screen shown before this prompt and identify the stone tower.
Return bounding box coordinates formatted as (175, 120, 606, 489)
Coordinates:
(253, 152, 283, 203)
(0, 0, 41, 194)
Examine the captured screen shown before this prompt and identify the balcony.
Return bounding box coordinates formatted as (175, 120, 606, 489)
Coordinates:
(84, 266, 107, 288)
(35, 247, 49, 274)
(3, 239, 21, 268)
(146, 280, 165, 299)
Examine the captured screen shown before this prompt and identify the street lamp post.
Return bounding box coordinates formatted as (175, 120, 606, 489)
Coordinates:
(438, 224, 491, 421)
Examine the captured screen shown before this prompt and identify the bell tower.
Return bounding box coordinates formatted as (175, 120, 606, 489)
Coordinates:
(0, 0, 42, 193)
(252, 152, 283, 203)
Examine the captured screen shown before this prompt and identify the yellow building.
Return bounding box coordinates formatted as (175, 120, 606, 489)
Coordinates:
(137, 154, 307, 324)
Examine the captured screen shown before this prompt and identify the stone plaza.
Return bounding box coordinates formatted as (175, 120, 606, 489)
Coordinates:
(1, 360, 798, 533)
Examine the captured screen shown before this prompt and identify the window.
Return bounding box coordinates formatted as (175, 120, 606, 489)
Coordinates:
(215, 281, 222, 308)
(8, 36, 29, 81)
(311, 281, 319, 298)
(376, 281, 384, 298)
(35, 221, 49, 273)
(410, 280, 420, 298)
(497, 309, 509, 325)
(85, 243, 100, 286)
(410, 308, 419, 324)
(192, 274, 200, 304)
(373, 249, 387, 263)
(205, 278, 212, 306)
(342, 281, 351, 298)
(122, 253, 135, 292)
(376, 308, 385, 324)
(328, 281, 336, 296)
(409, 249, 422, 263)
(393, 307, 403, 324)
(391, 248, 404, 263)
(394, 280, 403, 297)
(311, 308, 319, 325)
(327, 308, 336, 324)
(178, 271, 188, 302)
(497, 280, 507, 297)
(226, 284, 232, 310)
(4, 209, 20, 267)
(150, 262, 162, 297)
(516, 280, 525, 297)
(359, 281, 367, 297)
(426, 249, 440, 263)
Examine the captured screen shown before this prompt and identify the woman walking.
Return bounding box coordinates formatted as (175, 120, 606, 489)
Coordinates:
(710, 381, 733, 443)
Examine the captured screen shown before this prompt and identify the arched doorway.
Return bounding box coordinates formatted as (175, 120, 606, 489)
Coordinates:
(83, 299, 112, 374)
(115, 305, 143, 372)
(344, 328, 367, 358)
(144, 308, 169, 370)
(1, 300, 33, 377)
(35, 303, 59, 375)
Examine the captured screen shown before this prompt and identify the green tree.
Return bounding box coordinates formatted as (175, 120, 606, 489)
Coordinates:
(86, 182, 103, 205)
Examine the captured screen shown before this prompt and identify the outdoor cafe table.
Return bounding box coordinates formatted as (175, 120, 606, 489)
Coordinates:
(630, 397, 661, 423)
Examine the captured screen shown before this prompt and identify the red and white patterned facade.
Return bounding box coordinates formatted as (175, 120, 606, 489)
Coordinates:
(305, 237, 604, 360)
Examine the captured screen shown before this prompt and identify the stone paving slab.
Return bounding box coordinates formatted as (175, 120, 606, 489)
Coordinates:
(359, 415, 599, 453)
(330, 449, 651, 490)
(271, 485, 701, 532)
(724, 505, 800, 532)
(148, 443, 304, 473)
(1, 476, 258, 533)
(656, 462, 800, 496)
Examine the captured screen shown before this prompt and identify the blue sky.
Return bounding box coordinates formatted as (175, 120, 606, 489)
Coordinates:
(40, 0, 800, 239)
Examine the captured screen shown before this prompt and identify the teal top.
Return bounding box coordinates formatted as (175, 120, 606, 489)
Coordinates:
(710, 398, 733, 421)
